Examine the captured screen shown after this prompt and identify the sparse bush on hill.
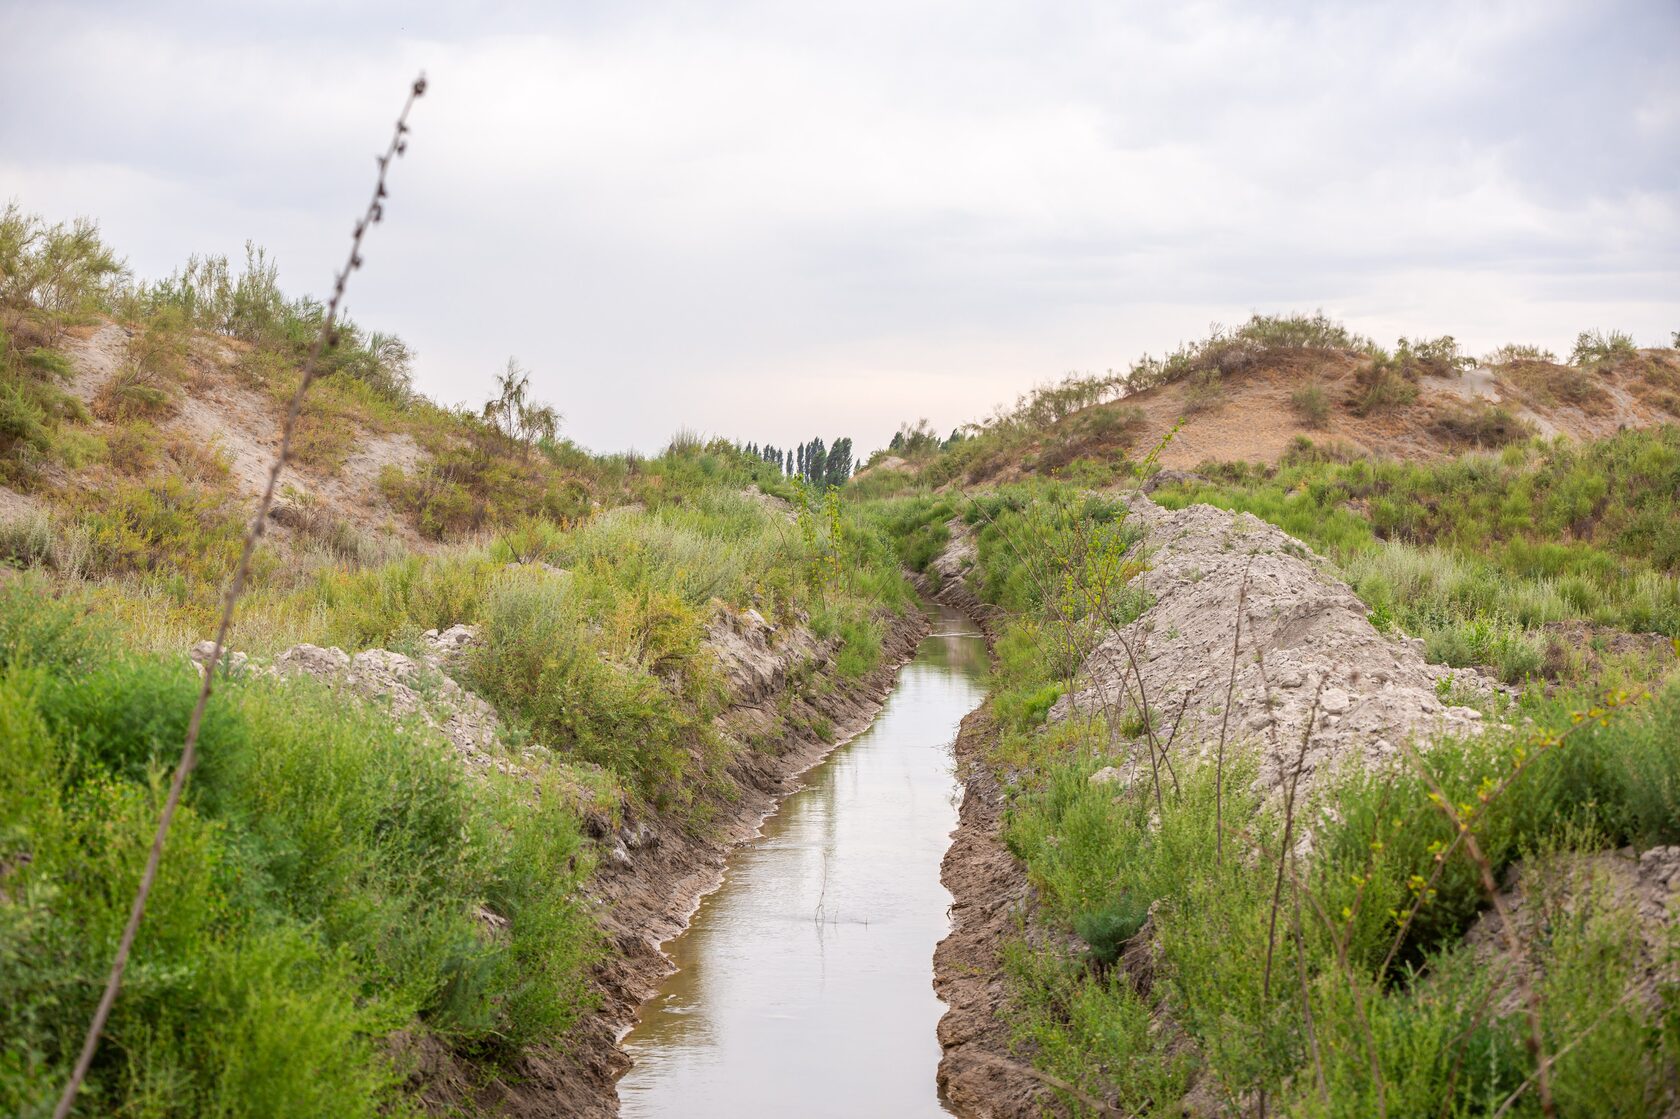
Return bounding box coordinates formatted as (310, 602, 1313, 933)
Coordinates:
(1289, 382, 1330, 428)
(1495, 353, 1611, 413)
(1181, 368, 1224, 413)
(0, 202, 128, 321)
(131, 239, 418, 407)
(1430, 401, 1535, 449)
(1127, 311, 1379, 392)
(1485, 342, 1558, 365)
(1351, 356, 1419, 414)
(1571, 329, 1639, 368)
(886, 417, 947, 459)
(1349, 336, 1467, 416)
(1029, 405, 1147, 475)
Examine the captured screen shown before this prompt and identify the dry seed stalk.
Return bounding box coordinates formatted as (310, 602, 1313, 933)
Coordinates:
(51, 75, 426, 1119)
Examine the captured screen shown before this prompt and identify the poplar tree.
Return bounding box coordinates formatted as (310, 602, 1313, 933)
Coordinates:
(824, 436, 853, 486)
(807, 438, 827, 485)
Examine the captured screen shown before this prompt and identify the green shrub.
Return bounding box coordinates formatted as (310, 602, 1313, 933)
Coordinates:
(1430, 402, 1534, 449)
(0, 203, 127, 316)
(1289, 383, 1331, 428)
(1485, 343, 1558, 365)
(1571, 329, 1638, 367)
(0, 585, 597, 1115)
(999, 685, 1680, 1112)
(1129, 311, 1379, 391)
(1353, 356, 1420, 414)
(1181, 369, 1224, 413)
(467, 573, 723, 809)
(1071, 894, 1151, 965)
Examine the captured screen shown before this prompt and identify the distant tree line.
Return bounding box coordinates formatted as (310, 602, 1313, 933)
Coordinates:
(742, 436, 854, 487)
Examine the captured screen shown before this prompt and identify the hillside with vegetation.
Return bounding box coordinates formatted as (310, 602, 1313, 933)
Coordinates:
(857, 312, 1680, 490)
(0, 206, 920, 1116)
(861, 317, 1680, 1116)
(4, 199, 1677, 1119)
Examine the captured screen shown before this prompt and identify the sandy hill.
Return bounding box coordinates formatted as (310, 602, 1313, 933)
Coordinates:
(861, 327, 1680, 487)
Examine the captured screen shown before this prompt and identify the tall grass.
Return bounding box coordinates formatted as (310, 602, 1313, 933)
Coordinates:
(998, 662, 1680, 1114)
(0, 580, 597, 1116)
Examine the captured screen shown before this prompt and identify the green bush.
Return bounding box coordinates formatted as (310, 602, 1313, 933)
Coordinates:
(1353, 356, 1420, 414)
(1571, 329, 1638, 368)
(1129, 311, 1380, 392)
(467, 573, 724, 810)
(1289, 383, 1331, 428)
(1430, 402, 1535, 449)
(0, 582, 597, 1116)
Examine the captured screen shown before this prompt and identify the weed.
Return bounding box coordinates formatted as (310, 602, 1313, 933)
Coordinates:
(1290, 383, 1331, 429)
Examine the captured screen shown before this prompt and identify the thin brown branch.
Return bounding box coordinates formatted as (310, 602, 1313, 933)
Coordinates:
(51, 75, 426, 1119)
(1265, 677, 1323, 1002)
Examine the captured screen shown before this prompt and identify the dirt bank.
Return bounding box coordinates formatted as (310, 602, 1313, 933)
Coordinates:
(920, 539, 1063, 1118)
(438, 606, 930, 1118)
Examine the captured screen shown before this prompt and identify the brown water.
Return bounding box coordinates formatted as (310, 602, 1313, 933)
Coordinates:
(618, 604, 987, 1118)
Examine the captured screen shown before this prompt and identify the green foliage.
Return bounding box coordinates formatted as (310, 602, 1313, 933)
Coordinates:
(0, 203, 128, 317)
(1290, 383, 1331, 428)
(1485, 343, 1558, 365)
(0, 322, 93, 484)
(865, 494, 957, 574)
(468, 571, 722, 810)
(999, 687, 1680, 1113)
(482, 357, 560, 456)
(1571, 329, 1638, 368)
(130, 241, 416, 407)
(379, 429, 593, 540)
(69, 477, 256, 590)
(0, 583, 597, 1117)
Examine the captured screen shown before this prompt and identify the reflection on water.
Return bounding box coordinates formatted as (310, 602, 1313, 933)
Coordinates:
(618, 604, 987, 1118)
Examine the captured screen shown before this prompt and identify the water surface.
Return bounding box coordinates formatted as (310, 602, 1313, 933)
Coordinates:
(618, 604, 987, 1118)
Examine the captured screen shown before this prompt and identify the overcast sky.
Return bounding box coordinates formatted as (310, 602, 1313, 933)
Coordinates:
(3, 1, 1677, 454)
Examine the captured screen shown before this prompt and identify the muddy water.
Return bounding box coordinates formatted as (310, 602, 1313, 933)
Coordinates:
(618, 604, 987, 1118)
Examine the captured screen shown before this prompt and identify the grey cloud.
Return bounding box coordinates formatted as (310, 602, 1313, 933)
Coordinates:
(1, 0, 1676, 453)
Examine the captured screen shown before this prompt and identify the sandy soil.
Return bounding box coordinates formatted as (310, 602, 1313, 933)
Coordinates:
(35, 318, 427, 550)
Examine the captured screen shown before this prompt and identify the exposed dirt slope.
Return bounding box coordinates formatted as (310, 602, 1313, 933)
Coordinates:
(1055, 495, 1496, 799)
(2, 317, 425, 552)
(1131, 349, 1680, 470)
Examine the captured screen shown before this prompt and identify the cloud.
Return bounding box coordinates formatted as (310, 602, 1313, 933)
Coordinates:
(2, 0, 1676, 452)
